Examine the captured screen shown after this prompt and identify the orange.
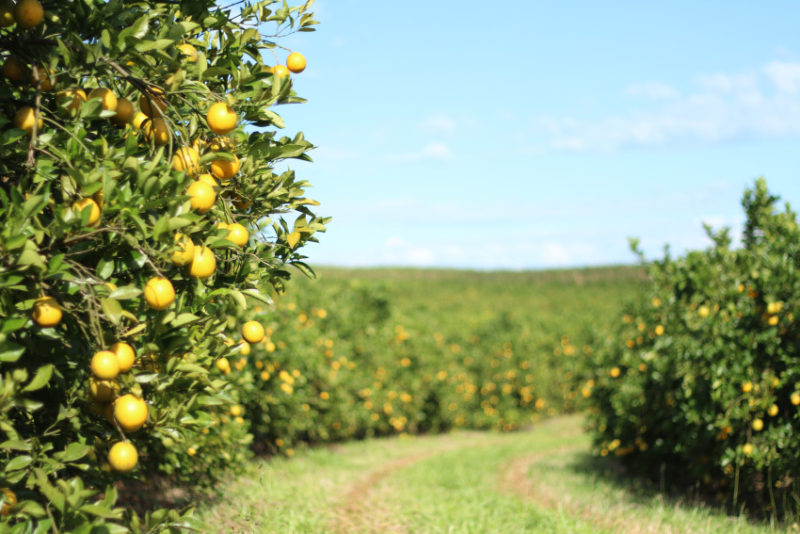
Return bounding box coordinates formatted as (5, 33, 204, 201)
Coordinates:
(30, 65, 54, 91)
(176, 43, 198, 62)
(171, 233, 195, 266)
(0, 0, 14, 27)
(90, 350, 120, 380)
(216, 357, 230, 374)
(286, 52, 306, 73)
(206, 102, 237, 134)
(88, 88, 117, 111)
(792, 392, 800, 406)
(210, 154, 239, 182)
(72, 197, 101, 226)
(144, 276, 174, 310)
(108, 441, 138, 472)
(88, 378, 118, 402)
(752, 418, 764, 432)
(187, 180, 215, 213)
(768, 404, 779, 417)
(14, 0, 43, 29)
(141, 117, 170, 146)
(2, 55, 26, 82)
(114, 394, 148, 432)
(172, 146, 200, 175)
(112, 97, 134, 126)
(139, 87, 167, 117)
(742, 443, 753, 456)
(58, 88, 87, 114)
(225, 223, 249, 247)
(189, 246, 216, 279)
(271, 64, 290, 78)
(32, 296, 62, 327)
(132, 111, 148, 130)
(110, 342, 135, 373)
(197, 173, 217, 187)
(14, 106, 42, 135)
(242, 321, 264, 343)
(698, 305, 710, 318)
(0, 487, 16, 516)
(208, 136, 233, 152)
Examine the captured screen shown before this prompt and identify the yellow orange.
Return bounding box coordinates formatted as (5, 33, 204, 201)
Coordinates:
(286, 52, 306, 73)
(172, 146, 200, 175)
(112, 97, 134, 126)
(144, 276, 175, 310)
(32, 296, 62, 327)
(30, 66, 54, 91)
(72, 197, 101, 226)
(90, 350, 119, 380)
(110, 342, 135, 373)
(108, 442, 138, 472)
(14, 105, 42, 135)
(114, 394, 148, 432)
(210, 154, 239, 182)
(88, 88, 117, 111)
(0, 0, 15, 27)
(14, 0, 43, 29)
(177, 43, 198, 62)
(171, 233, 195, 266)
(187, 180, 215, 213)
(58, 88, 87, 114)
(189, 246, 216, 279)
(242, 321, 264, 343)
(225, 223, 249, 247)
(2, 55, 26, 82)
(206, 102, 237, 135)
(142, 117, 170, 146)
(139, 87, 167, 117)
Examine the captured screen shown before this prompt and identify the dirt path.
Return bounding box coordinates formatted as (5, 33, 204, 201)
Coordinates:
(497, 436, 688, 534)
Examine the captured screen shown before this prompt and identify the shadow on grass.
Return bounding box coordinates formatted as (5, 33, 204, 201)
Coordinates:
(563, 452, 788, 530)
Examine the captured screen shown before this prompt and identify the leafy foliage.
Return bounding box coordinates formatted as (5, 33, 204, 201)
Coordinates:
(585, 179, 800, 519)
(0, 0, 324, 530)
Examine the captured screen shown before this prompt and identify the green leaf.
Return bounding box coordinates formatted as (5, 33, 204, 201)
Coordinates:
(5, 455, 32, 472)
(0, 440, 31, 452)
(109, 286, 142, 300)
(101, 298, 122, 325)
(0, 342, 25, 362)
(170, 313, 200, 328)
(58, 442, 92, 463)
(22, 364, 54, 392)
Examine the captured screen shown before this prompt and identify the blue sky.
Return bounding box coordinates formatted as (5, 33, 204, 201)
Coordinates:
(270, 1, 800, 270)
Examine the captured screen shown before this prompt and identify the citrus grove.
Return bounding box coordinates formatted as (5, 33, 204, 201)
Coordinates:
(0, 0, 325, 530)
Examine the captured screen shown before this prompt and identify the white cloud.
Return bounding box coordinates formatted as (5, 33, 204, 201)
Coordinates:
(422, 112, 457, 137)
(625, 81, 680, 100)
(533, 60, 800, 152)
(387, 142, 452, 162)
(763, 60, 800, 94)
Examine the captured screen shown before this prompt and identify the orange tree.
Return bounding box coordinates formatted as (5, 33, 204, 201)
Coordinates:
(0, 0, 325, 530)
(584, 179, 800, 519)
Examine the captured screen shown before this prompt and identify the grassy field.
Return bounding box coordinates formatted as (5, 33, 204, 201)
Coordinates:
(196, 415, 785, 533)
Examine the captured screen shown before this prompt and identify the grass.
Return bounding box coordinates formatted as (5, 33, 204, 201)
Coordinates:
(195, 415, 792, 533)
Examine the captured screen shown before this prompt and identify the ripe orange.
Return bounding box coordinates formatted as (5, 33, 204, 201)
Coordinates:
(72, 197, 101, 226)
(238, 342, 251, 356)
(144, 276, 175, 310)
(2, 55, 26, 82)
(197, 173, 217, 187)
(742, 443, 753, 456)
(14, 106, 43, 135)
(141, 117, 170, 146)
(110, 342, 135, 373)
(216, 357, 231, 374)
(0, 487, 16, 516)
(792, 392, 800, 406)
(0, 0, 14, 27)
(32, 296, 62, 327)
(189, 246, 216, 279)
(139, 87, 167, 117)
(112, 97, 134, 126)
(89, 378, 118, 402)
(176, 43, 198, 62)
(742, 381, 753, 393)
(132, 111, 148, 130)
(172, 146, 200, 175)
(58, 88, 87, 114)
(206, 102, 237, 135)
(30, 66, 54, 91)
(171, 233, 195, 266)
(108, 441, 138, 472)
(271, 64, 290, 78)
(90, 350, 120, 380)
(768, 404, 779, 417)
(752, 418, 764, 432)
(698, 305, 710, 318)
(210, 154, 239, 182)
(187, 180, 215, 213)
(114, 394, 148, 432)
(226, 223, 249, 247)
(14, 0, 43, 29)
(242, 321, 265, 343)
(88, 88, 117, 111)
(286, 52, 306, 73)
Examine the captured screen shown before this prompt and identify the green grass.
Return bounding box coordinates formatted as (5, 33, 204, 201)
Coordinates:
(195, 415, 789, 533)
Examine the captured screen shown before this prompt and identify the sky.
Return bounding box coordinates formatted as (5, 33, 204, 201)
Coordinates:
(268, 1, 800, 270)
